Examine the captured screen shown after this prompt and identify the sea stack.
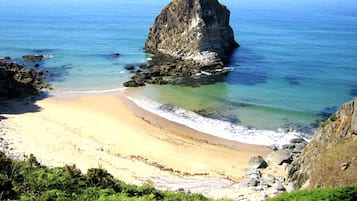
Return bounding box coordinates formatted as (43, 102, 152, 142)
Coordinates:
(144, 0, 238, 66)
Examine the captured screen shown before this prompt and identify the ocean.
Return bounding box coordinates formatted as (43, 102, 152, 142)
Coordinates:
(1, 0, 356, 146)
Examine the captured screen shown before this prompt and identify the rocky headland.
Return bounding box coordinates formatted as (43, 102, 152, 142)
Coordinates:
(124, 0, 238, 87)
(288, 97, 357, 189)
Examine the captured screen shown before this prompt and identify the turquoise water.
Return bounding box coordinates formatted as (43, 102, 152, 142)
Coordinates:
(1, 0, 357, 144)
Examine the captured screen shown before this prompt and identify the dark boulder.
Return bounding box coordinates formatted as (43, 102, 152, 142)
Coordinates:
(0, 60, 50, 99)
(124, 65, 135, 70)
(248, 155, 268, 169)
(112, 53, 120, 57)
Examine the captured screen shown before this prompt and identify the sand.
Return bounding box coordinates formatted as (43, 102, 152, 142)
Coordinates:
(0, 91, 280, 199)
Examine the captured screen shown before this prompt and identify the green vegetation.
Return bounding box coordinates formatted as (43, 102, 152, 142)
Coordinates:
(321, 113, 338, 128)
(269, 186, 357, 201)
(0, 152, 227, 201)
(309, 139, 357, 188)
(329, 114, 337, 121)
(320, 120, 329, 128)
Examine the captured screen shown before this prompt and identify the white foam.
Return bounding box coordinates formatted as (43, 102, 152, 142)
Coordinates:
(49, 88, 125, 99)
(127, 96, 309, 147)
(42, 54, 54, 59)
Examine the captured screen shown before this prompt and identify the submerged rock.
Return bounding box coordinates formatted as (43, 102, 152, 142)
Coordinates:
(112, 53, 120, 57)
(145, 0, 238, 66)
(22, 55, 44, 62)
(124, 65, 135, 70)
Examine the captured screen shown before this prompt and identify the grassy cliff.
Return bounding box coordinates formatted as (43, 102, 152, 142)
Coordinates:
(288, 97, 357, 189)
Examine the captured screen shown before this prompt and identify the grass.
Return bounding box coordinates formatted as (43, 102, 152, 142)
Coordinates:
(309, 139, 357, 188)
(269, 186, 357, 201)
(320, 113, 338, 128)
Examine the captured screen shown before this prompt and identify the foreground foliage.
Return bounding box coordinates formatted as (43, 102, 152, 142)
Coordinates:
(270, 186, 357, 201)
(0, 152, 223, 201)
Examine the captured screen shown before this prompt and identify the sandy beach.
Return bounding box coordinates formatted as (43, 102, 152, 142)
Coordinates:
(0, 90, 282, 199)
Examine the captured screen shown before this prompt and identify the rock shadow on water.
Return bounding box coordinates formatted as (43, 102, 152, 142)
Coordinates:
(226, 48, 268, 86)
(32, 49, 55, 54)
(319, 106, 338, 120)
(281, 120, 317, 135)
(194, 108, 241, 124)
(284, 76, 300, 85)
(158, 103, 241, 124)
(305, 106, 338, 129)
(44, 64, 72, 83)
(350, 85, 357, 97)
(225, 68, 267, 86)
(99, 53, 122, 65)
(158, 103, 176, 113)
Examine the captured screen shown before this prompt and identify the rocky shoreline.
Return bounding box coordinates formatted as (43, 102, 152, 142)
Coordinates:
(123, 54, 232, 87)
(287, 97, 357, 189)
(0, 57, 51, 99)
(0, 55, 51, 160)
(229, 137, 308, 200)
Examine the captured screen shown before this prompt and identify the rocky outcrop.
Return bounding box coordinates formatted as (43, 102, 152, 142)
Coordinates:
(288, 97, 357, 189)
(123, 54, 229, 87)
(22, 55, 44, 62)
(145, 0, 238, 66)
(0, 59, 50, 99)
(124, 0, 238, 87)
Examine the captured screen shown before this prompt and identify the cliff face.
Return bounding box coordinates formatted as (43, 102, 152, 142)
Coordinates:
(289, 97, 357, 189)
(144, 0, 238, 66)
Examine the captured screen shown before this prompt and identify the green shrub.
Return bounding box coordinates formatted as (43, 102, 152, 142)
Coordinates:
(85, 168, 115, 188)
(0, 173, 16, 199)
(270, 186, 357, 201)
(0, 151, 224, 201)
(329, 114, 337, 121)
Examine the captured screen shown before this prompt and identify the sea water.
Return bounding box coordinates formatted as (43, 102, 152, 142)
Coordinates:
(0, 0, 356, 146)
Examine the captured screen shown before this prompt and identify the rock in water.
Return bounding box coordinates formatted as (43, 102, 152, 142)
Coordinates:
(144, 0, 238, 66)
(0, 60, 50, 98)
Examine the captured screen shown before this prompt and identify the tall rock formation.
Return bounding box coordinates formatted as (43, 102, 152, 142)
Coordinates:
(144, 0, 238, 66)
(288, 97, 357, 189)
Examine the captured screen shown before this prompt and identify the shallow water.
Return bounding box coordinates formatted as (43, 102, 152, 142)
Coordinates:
(1, 0, 356, 145)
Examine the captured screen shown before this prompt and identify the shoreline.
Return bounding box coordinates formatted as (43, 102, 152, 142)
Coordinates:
(124, 87, 310, 147)
(0, 90, 287, 199)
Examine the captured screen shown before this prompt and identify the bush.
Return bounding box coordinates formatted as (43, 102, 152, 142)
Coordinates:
(330, 114, 337, 121)
(0, 173, 16, 199)
(85, 168, 115, 189)
(0, 151, 222, 201)
(270, 186, 357, 201)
